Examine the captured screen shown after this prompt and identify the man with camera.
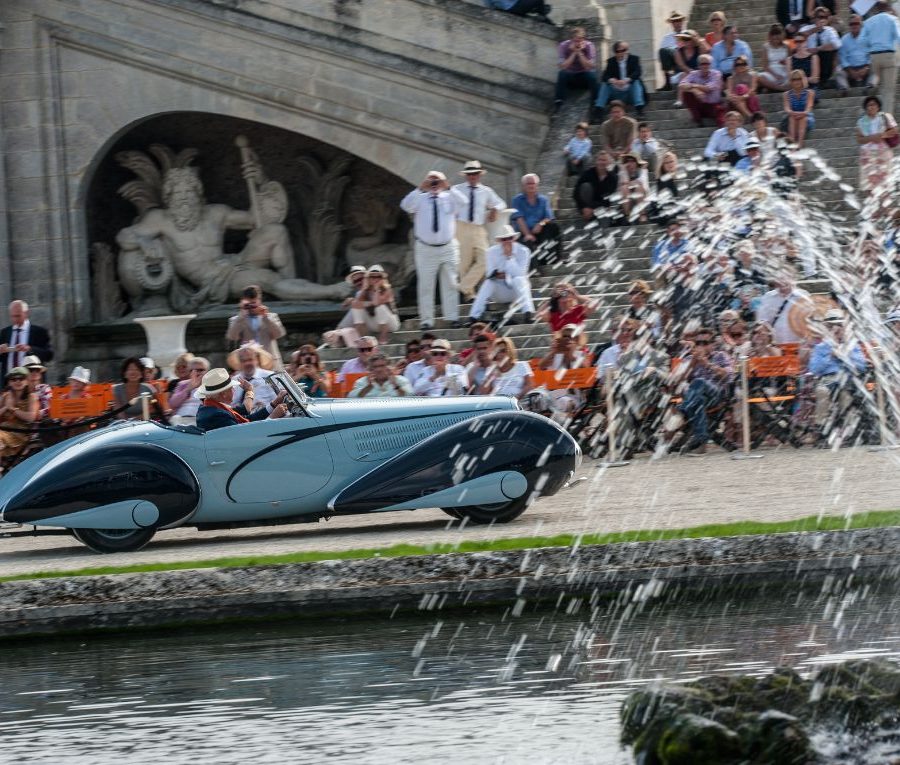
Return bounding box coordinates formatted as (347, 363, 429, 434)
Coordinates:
(226, 284, 287, 370)
(467, 226, 535, 327)
(400, 171, 462, 330)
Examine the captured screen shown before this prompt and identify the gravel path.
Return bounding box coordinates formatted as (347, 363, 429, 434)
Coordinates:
(1, 447, 898, 577)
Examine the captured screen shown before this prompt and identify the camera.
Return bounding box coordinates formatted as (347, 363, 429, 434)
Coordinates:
(549, 296, 560, 314)
(429, 179, 440, 188)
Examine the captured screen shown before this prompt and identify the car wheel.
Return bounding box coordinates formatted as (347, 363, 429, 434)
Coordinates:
(71, 527, 156, 554)
(443, 496, 529, 525)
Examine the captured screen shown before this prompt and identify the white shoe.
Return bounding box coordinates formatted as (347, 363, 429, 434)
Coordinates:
(673, 100, 683, 108)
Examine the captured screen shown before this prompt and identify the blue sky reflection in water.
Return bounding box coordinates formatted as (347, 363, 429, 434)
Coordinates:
(3, 582, 900, 763)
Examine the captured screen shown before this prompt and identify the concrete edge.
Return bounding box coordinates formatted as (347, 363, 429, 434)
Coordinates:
(2, 527, 899, 637)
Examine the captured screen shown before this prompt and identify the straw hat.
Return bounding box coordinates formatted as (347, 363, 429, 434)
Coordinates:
(197, 368, 235, 398)
(5, 366, 29, 380)
(461, 160, 486, 175)
(22, 354, 46, 372)
(366, 264, 387, 276)
(68, 366, 91, 384)
(667, 10, 687, 22)
(430, 338, 452, 352)
(823, 308, 846, 324)
(226, 342, 275, 371)
(139, 356, 155, 370)
(620, 152, 647, 166)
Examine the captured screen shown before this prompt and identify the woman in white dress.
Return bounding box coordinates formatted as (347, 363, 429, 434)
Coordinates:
(476, 337, 533, 399)
(758, 24, 791, 91)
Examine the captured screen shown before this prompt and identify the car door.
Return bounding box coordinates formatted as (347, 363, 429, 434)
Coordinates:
(204, 416, 335, 505)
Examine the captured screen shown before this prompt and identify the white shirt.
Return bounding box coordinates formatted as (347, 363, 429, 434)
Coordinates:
(660, 31, 678, 49)
(597, 344, 624, 370)
(400, 189, 458, 245)
(756, 288, 811, 344)
(485, 242, 531, 283)
(802, 24, 842, 50)
(348, 374, 413, 398)
(412, 364, 468, 396)
(488, 361, 532, 397)
(231, 368, 275, 409)
(337, 356, 370, 383)
(402, 358, 429, 387)
(175, 388, 202, 418)
(704, 127, 750, 159)
(7, 319, 30, 372)
(451, 183, 505, 226)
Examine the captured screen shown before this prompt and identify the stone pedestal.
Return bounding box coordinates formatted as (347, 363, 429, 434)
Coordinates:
(133, 315, 196, 377)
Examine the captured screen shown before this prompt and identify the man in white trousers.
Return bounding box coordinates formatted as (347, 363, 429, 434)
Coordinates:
(400, 171, 463, 330)
(468, 226, 535, 325)
(452, 160, 506, 302)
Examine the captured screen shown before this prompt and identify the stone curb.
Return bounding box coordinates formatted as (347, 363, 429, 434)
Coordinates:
(2, 527, 899, 637)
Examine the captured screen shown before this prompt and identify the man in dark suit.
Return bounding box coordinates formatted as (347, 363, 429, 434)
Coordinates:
(196, 368, 288, 431)
(594, 41, 645, 118)
(0, 300, 53, 376)
(775, 0, 809, 36)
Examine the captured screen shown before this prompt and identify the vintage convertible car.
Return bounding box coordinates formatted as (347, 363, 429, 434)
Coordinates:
(0, 373, 581, 553)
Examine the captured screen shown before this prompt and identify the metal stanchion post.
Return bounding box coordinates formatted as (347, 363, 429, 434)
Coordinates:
(868, 347, 899, 452)
(599, 366, 630, 468)
(732, 356, 763, 460)
(140, 392, 151, 422)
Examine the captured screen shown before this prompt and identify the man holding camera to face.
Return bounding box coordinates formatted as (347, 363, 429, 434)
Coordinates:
(400, 171, 463, 330)
(226, 284, 287, 370)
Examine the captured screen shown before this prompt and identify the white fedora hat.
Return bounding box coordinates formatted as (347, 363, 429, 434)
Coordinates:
(197, 368, 236, 397)
(495, 225, 520, 240)
(22, 354, 46, 372)
(461, 160, 486, 175)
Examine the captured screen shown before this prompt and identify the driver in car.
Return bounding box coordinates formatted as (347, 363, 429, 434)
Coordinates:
(196, 368, 288, 431)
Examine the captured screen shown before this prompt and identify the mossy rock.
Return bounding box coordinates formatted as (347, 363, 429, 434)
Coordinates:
(743, 710, 816, 765)
(655, 713, 742, 765)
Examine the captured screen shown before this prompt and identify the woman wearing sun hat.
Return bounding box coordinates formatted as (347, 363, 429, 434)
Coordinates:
(0, 367, 38, 461)
(349, 264, 400, 344)
(23, 354, 51, 420)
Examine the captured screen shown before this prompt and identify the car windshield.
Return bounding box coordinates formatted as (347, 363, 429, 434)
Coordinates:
(266, 372, 316, 418)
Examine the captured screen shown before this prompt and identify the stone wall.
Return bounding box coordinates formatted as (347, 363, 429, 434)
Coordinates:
(0, 0, 560, 364)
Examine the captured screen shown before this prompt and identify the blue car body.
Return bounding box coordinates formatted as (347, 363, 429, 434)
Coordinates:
(0, 374, 581, 552)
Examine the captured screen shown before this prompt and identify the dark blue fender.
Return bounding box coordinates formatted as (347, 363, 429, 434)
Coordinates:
(3, 444, 200, 527)
(329, 411, 579, 514)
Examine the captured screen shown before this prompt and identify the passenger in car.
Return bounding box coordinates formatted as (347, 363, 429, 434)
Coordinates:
(196, 368, 288, 431)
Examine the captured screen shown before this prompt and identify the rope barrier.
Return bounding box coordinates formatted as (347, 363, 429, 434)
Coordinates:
(0, 401, 143, 435)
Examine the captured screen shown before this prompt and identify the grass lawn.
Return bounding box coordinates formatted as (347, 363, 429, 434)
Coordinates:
(3, 510, 898, 583)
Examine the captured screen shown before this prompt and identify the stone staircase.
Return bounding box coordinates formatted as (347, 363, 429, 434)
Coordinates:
(317, 1, 885, 371)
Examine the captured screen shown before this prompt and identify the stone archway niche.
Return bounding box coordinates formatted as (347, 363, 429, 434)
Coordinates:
(85, 112, 412, 320)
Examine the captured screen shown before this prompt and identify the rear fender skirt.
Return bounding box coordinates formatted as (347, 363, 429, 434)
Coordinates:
(374, 471, 528, 512)
(328, 411, 579, 514)
(1, 444, 200, 528)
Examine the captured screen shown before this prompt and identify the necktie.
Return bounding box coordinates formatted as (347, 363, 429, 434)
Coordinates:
(431, 195, 439, 233)
(10, 327, 19, 370)
(468, 187, 475, 223)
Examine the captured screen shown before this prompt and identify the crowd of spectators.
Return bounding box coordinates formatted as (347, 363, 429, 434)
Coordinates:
(2, 6, 899, 458)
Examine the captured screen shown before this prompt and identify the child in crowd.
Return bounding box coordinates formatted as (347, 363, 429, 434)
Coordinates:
(563, 122, 593, 176)
(630, 122, 660, 178)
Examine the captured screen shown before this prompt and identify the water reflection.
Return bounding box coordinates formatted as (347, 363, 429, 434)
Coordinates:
(2, 581, 900, 763)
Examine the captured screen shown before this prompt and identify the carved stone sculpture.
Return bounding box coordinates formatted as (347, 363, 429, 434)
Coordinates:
(111, 140, 350, 316)
(344, 190, 413, 286)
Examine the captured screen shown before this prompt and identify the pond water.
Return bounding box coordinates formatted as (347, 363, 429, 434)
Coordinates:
(3, 580, 900, 764)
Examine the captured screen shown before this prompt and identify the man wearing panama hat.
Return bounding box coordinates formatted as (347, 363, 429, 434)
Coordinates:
(468, 226, 535, 325)
(658, 11, 687, 91)
(196, 368, 288, 431)
(451, 160, 506, 302)
(226, 342, 276, 411)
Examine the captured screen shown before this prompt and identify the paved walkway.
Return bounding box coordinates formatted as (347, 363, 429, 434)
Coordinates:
(1, 447, 899, 577)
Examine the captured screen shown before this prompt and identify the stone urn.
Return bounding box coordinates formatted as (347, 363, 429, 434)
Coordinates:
(133, 314, 196, 377)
